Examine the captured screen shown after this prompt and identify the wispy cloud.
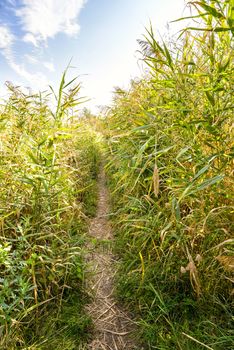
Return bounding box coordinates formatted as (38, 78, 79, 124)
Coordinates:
(24, 53, 39, 64)
(16, 0, 86, 46)
(23, 32, 39, 47)
(7, 56, 49, 90)
(43, 61, 55, 72)
(1, 0, 86, 93)
(24, 54, 55, 72)
(0, 25, 15, 50)
(0, 25, 48, 90)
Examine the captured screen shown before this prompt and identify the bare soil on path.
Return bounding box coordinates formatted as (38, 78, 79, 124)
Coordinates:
(85, 165, 140, 350)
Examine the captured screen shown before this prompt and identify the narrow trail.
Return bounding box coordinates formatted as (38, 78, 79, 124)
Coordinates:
(85, 164, 139, 350)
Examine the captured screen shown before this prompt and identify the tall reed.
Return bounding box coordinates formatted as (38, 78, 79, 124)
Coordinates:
(105, 1, 233, 348)
(0, 72, 100, 349)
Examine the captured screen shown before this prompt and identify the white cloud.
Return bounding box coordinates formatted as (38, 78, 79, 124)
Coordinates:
(5, 50, 49, 91)
(24, 53, 39, 64)
(11, 65, 48, 90)
(23, 33, 39, 47)
(9, 58, 48, 87)
(0, 25, 48, 91)
(16, 0, 86, 46)
(24, 54, 55, 72)
(0, 26, 15, 49)
(43, 61, 55, 72)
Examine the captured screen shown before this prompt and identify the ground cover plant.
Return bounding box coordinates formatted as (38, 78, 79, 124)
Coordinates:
(0, 72, 101, 349)
(105, 1, 234, 349)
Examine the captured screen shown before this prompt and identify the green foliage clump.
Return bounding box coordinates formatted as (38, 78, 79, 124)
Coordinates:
(105, 1, 234, 349)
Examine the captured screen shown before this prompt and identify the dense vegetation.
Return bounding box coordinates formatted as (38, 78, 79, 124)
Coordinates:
(0, 73, 100, 349)
(0, 1, 233, 349)
(104, 1, 233, 349)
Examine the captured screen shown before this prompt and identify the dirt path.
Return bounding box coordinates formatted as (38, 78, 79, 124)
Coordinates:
(85, 164, 139, 350)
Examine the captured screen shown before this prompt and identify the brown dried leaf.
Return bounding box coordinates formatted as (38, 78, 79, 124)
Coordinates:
(195, 254, 202, 263)
(216, 256, 234, 272)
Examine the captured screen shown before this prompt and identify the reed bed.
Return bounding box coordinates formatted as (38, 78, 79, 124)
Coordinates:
(0, 72, 100, 349)
(105, 1, 234, 348)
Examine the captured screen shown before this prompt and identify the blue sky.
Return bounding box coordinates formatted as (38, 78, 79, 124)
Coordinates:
(0, 0, 189, 110)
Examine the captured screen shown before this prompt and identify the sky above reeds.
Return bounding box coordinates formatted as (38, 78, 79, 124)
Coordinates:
(0, 0, 188, 110)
